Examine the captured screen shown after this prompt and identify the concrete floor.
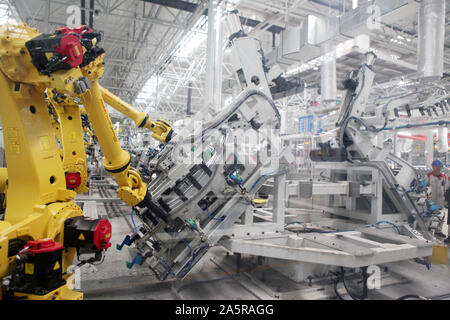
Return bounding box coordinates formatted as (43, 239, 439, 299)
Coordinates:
(76, 188, 450, 300)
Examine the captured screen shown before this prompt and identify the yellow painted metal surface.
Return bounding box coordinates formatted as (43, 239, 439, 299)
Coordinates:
(48, 91, 89, 194)
(81, 81, 148, 206)
(0, 23, 83, 300)
(430, 245, 448, 265)
(13, 284, 83, 300)
(0, 22, 174, 299)
(100, 85, 173, 143)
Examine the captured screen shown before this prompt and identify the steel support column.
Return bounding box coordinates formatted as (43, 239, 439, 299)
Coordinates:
(418, 0, 445, 80)
(205, 0, 217, 110)
(320, 40, 336, 104)
(214, 9, 224, 111)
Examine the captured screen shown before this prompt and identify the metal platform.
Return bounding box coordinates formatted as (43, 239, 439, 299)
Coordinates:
(220, 229, 434, 268)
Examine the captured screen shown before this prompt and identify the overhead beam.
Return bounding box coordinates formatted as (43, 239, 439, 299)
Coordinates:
(140, 0, 284, 33)
(142, 0, 198, 12)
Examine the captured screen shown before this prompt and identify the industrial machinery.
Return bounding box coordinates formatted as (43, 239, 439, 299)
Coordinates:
(308, 51, 446, 242)
(116, 11, 284, 280)
(114, 12, 437, 289)
(0, 22, 172, 299)
(0, 9, 439, 300)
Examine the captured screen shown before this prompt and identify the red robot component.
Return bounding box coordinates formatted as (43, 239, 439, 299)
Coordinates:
(65, 172, 82, 190)
(25, 25, 104, 75)
(8, 239, 66, 296)
(54, 33, 84, 68)
(64, 217, 112, 253)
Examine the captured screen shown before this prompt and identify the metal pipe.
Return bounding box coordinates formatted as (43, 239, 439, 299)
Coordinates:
(437, 127, 448, 153)
(320, 41, 336, 103)
(425, 130, 434, 167)
(205, 0, 216, 110)
(417, 0, 445, 80)
(81, 0, 86, 26)
(187, 81, 192, 115)
(214, 9, 224, 111)
(89, 0, 94, 28)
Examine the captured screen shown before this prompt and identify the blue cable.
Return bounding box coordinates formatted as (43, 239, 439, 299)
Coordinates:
(180, 238, 193, 254)
(250, 175, 267, 192)
(206, 204, 224, 221)
(285, 221, 306, 227)
(157, 238, 194, 281)
(362, 220, 401, 234)
(249, 171, 282, 192)
(159, 258, 175, 281)
(130, 208, 138, 232)
(179, 244, 209, 278)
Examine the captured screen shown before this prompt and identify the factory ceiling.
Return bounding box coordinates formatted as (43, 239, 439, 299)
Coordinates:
(1, 0, 450, 123)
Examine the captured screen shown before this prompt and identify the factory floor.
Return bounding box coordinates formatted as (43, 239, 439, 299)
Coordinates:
(77, 188, 450, 300)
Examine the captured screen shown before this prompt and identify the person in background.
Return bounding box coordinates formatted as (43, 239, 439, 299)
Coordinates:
(426, 160, 448, 241)
(426, 160, 447, 206)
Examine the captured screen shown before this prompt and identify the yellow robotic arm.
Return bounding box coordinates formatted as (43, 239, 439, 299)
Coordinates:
(74, 44, 173, 208)
(78, 67, 148, 207)
(0, 23, 172, 299)
(47, 90, 89, 194)
(0, 24, 112, 300)
(100, 86, 173, 144)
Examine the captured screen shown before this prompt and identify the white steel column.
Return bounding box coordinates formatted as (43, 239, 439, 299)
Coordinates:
(273, 175, 286, 225)
(437, 127, 448, 153)
(205, 0, 217, 111)
(320, 40, 337, 104)
(418, 0, 446, 80)
(425, 130, 434, 166)
(214, 7, 224, 111)
(280, 110, 288, 135)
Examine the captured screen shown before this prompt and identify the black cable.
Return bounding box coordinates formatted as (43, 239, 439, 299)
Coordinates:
(340, 267, 366, 300)
(396, 294, 429, 300)
(92, 254, 106, 265)
(333, 276, 344, 300)
(177, 89, 281, 145)
(333, 269, 431, 301)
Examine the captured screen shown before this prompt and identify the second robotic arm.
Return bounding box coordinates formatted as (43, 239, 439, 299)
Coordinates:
(100, 86, 173, 144)
(80, 78, 148, 207)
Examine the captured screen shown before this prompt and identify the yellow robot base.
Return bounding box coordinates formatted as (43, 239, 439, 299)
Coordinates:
(12, 284, 83, 300)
